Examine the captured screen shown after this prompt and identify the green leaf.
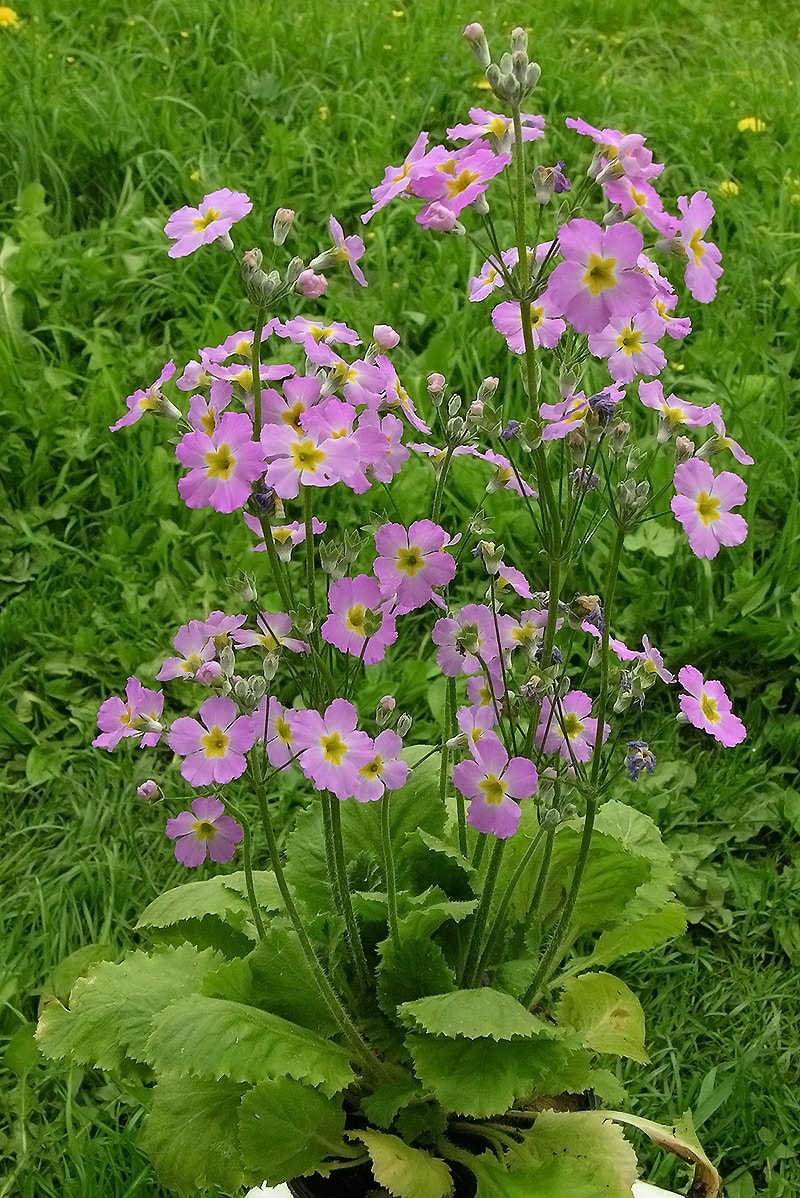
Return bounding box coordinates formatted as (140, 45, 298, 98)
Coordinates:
(142, 1075, 246, 1191)
(398, 893, 477, 942)
(35, 945, 223, 1070)
(137, 870, 282, 932)
(239, 1078, 347, 1184)
(580, 902, 687, 969)
(471, 1151, 602, 1198)
(144, 994, 355, 1095)
(247, 923, 342, 1035)
(555, 973, 649, 1063)
(401, 829, 476, 899)
(407, 1033, 573, 1117)
(400, 989, 561, 1041)
(593, 800, 674, 872)
(507, 1109, 638, 1197)
(341, 746, 446, 867)
(360, 1078, 424, 1128)
(377, 935, 456, 1019)
(349, 1130, 453, 1198)
(41, 943, 114, 1005)
(596, 1109, 722, 1198)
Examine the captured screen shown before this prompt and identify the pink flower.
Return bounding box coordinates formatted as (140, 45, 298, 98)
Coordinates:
(447, 107, 545, 153)
(176, 412, 266, 513)
(352, 729, 409, 802)
(547, 219, 654, 334)
(321, 575, 397, 665)
(292, 699, 374, 800)
(374, 355, 431, 434)
(93, 677, 164, 751)
(252, 697, 298, 768)
(588, 307, 666, 383)
(657, 191, 723, 303)
(373, 520, 457, 614)
(165, 796, 244, 867)
(328, 215, 368, 287)
(412, 142, 512, 219)
(678, 665, 745, 747)
(432, 604, 504, 677)
(164, 188, 252, 258)
(638, 380, 722, 436)
(671, 459, 747, 559)
(361, 131, 429, 223)
(232, 611, 309, 654)
(456, 703, 498, 749)
(536, 690, 610, 764)
(157, 620, 217, 681)
(168, 696, 256, 786)
(261, 423, 338, 500)
(452, 731, 538, 839)
(295, 269, 328, 298)
(565, 119, 664, 185)
(110, 361, 178, 432)
(491, 295, 565, 352)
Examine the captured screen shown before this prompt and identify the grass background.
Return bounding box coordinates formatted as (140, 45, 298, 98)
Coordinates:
(1, 0, 799, 1194)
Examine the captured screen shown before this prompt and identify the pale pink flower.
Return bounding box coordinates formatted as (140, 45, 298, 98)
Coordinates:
(352, 729, 408, 802)
(168, 696, 256, 786)
(373, 520, 457, 614)
(588, 307, 666, 383)
(361, 131, 429, 223)
(164, 188, 252, 258)
(176, 413, 266, 513)
(536, 690, 610, 764)
(93, 677, 164, 751)
(321, 575, 398, 665)
(671, 459, 747, 559)
(453, 731, 538, 839)
(157, 620, 217, 681)
(110, 361, 178, 432)
(232, 611, 309, 655)
(447, 107, 545, 153)
(292, 699, 374, 800)
(492, 295, 565, 352)
(678, 665, 745, 746)
(327, 215, 368, 287)
(547, 219, 654, 334)
(166, 795, 243, 867)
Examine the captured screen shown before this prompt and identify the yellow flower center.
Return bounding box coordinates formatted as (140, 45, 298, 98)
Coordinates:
(281, 400, 306, 431)
(359, 755, 384, 779)
(346, 605, 366, 635)
(137, 389, 160, 413)
(192, 207, 221, 232)
(617, 325, 643, 355)
(561, 711, 585, 740)
(479, 773, 507, 806)
(233, 367, 253, 391)
(290, 439, 326, 473)
(275, 716, 292, 744)
(395, 545, 424, 576)
(530, 303, 544, 329)
(181, 653, 203, 673)
(191, 818, 218, 841)
(320, 730, 348, 765)
(446, 168, 480, 198)
(695, 491, 720, 525)
(487, 115, 510, 138)
(582, 253, 618, 296)
(119, 706, 132, 726)
(700, 692, 720, 723)
(687, 227, 706, 267)
(663, 404, 686, 425)
(201, 726, 230, 758)
(200, 409, 217, 435)
(309, 325, 334, 342)
(511, 622, 536, 644)
(205, 444, 236, 479)
(272, 528, 293, 545)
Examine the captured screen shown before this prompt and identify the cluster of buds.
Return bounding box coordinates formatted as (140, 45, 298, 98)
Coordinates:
(464, 23, 541, 106)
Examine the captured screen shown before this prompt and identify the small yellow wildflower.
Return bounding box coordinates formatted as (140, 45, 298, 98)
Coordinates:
(719, 180, 740, 197)
(0, 6, 21, 28)
(737, 116, 766, 133)
(189, 169, 202, 183)
(391, 8, 405, 16)
(475, 78, 493, 90)
(318, 105, 330, 122)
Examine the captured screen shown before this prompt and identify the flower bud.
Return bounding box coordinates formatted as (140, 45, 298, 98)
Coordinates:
(423, 202, 461, 232)
(675, 435, 695, 463)
(427, 373, 446, 405)
(136, 780, 161, 802)
(286, 256, 304, 284)
(468, 400, 484, 420)
(373, 324, 399, 350)
(463, 22, 491, 70)
(319, 539, 344, 578)
(448, 393, 463, 418)
(500, 419, 520, 442)
(532, 165, 557, 205)
(510, 27, 528, 54)
(396, 713, 412, 737)
(237, 572, 258, 604)
(610, 420, 631, 454)
(616, 478, 650, 515)
(475, 539, 504, 576)
(470, 192, 490, 217)
(542, 807, 561, 829)
(525, 62, 541, 91)
(272, 207, 296, 246)
(196, 660, 223, 686)
(477, 376, 499, 403)
(295, 268, 328, 298)
(219, 645, 236, 676)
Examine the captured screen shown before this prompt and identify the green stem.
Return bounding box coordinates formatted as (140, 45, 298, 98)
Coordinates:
(431, 443, 456, 524)
(251, 306, 266, 434)
(329, 793, 371, 992)
(222, 798, 266, 941)
(259, 515, 294, 613)
(302, 484, 317, 614)
(461, 838, 506, 988)
(439, 676, 465, 855)
(381, 790, 400, 949)
(248, 758, 379, 1071)
(473, 826, 546, 982)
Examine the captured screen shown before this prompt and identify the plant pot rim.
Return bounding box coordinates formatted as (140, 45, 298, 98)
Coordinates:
(247, 1181, 685, 1198)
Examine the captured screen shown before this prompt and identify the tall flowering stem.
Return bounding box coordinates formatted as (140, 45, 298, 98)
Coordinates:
(431, 442, 456, 525)
(221, 796, 266, 941)
(328, 792, 371, 992)
(381, 791, 400, 949)
(258, 514, 295, 613)
(474, 825, 546, 982)
(461, 837, 506, 988)
(251, 305, 266, 434)
(523, 524, 626, 1007)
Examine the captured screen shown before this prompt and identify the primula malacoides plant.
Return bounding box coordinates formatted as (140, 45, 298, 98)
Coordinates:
(38, 23, 745, 1198)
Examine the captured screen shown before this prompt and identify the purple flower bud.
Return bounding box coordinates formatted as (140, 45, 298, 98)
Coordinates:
(373, 323, 400, 349)
(500, 419, 521, 442)
(136, 780, 161, 802)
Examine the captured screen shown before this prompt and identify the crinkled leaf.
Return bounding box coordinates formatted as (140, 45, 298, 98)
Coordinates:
(360, 1078, 424, 1128)
(145, 995, 355, 1095)
(470, 1150, 602, 1198)
(400, 989, 561, 1041)
(137, 870, 281, 932)
(283, 803, 336, 919)
(35, 945, 223, 1070)
(406, 1033, 574, 1117)
(377, 935, 456, 1019)
(341, 747, 446, 867)
(398, 893, 477, 942)
(507, 1109, 638, 1195)
(40, 943, 114, 1005)
(349, 1129, 453, 1198)
(555, 973, 649, 1063)
(239, 1078, 347, 1184)
(142, 1075, 246, 1191)
(248, 923, 341, 1035)
(594, 800, 674, 870)
(579, 902, 687, 970)
(401, 829, 476, 899)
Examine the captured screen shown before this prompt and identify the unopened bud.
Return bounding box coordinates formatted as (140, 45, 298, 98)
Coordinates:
(476, 539, 504, 575)
(525, 61, 541, 91)
(136, 780, 161, 802)
(675, 435, 695, 463)
(219, 645, 236, 676)
(446, 731, 469, 751)
(396, 713, 412, 737)
(463, 22, 491, 70)
(262, 654, 279, 683)
(542, 807, 561, 829)
(373, 324, 399, 350)
(285, 256, 304, 284)
(470, 192, 489, 217)
(448, 393, 463, 418)
(427, 373, 446, 405)
(616, 478, 651, 515)
(295, 268, 328, 298)
(468, 400, 484, 420)
(610, 420, 631, 454)
(477, 376, 499, 402)
(510, 27, 528, 55)
(196, 660, 223, 686)
(238, 572, 258, 604)
(602, 205, 626, 227)
(272, 207, 296, 246)
(532, 164, 556, 205)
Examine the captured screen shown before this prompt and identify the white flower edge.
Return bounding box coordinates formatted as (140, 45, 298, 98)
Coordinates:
(246, 1182, 681, 1197)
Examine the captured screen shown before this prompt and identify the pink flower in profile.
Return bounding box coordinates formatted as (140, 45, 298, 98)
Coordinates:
(168, 696, 256, 786)
(352, 729, 409, 802)
(452, 731, 538, 839)
(536, 690, 610, 764)
(373, 520, 457, 614)
(588, 307, 666, 383)
(678, 665, 745, 747)
(327, 215, 368, 287)
(361, 131, 429, 223)
(321, 575, 397, 665)
(176, 412, 266, 513)
(491, 295, 565, 353)
(547, 219, 653, 334)
(412, 142, 512, 219)
(164, 188, 252, 259)
(638, 380, 722, 436)
(292, 699, 374, 800)
(157, 620, 217, 681)
(469, 248, 517, 301)
(232, 611, 309, 654)
(295, 269, 328, 298)
(447, 107, 545, 153)
(657, 191, 723, 303)
(93, 677, 164, 751)
(110, 361, 178, 432)
(165, 796, 244, 867)
(671, 459, 747, 559)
